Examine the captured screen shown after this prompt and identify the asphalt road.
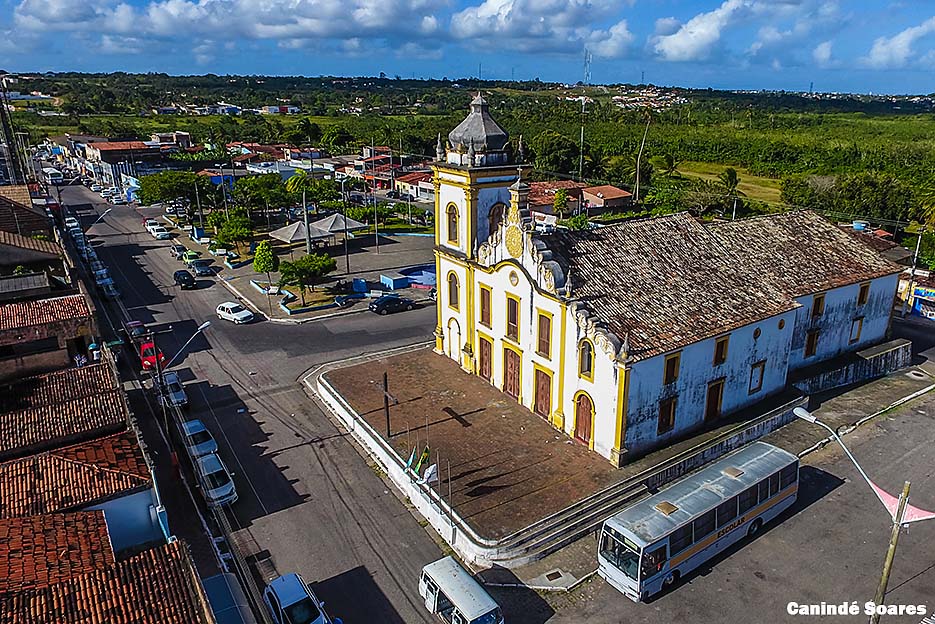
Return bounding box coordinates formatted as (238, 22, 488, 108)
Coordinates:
(63, 184, 443, 624)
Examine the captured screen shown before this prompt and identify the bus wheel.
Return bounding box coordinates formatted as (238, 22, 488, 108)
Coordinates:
(663, 570, 680, 588)
(747, 519, 763, 538)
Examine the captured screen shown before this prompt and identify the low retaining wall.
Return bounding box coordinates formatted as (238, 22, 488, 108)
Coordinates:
(792, 339, 912, 395)
(313, 355, 809, 569)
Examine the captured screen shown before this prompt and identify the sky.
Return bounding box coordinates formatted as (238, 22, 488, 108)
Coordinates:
(2, 0, 935, 94)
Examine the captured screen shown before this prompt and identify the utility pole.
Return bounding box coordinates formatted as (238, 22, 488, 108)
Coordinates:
(901, 232, 923, 317)
(869, 481, 911, 624)
(303, 188, 311, 255)
(372, 137, 380, 254)
(194, 180, 204, 231)
(340, 178, 350, 274)
(381, 371, 398, 438)
(634, 114, 651, 204)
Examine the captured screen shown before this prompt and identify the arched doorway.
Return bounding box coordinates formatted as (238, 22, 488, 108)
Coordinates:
(446, 318, 461, 362)
(574, 392, 594, 445)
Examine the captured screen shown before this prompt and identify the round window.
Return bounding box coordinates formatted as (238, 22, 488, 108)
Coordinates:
(753, 328, 762, 339)
(778, 319, 786, 330)
(509, 271, 519, 286)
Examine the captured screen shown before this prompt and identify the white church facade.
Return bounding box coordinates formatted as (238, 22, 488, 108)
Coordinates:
(432, 95, 902, 466)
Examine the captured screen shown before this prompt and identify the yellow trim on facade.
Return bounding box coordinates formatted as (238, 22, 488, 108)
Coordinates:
(664, 352, 681, 385)
(465, 188, 477, 260)
(555, 301, 568, 430)
(613, 365, 630, 464)
(446, 271, 460, 312)
(669, 484, 798, 568)
(505, 293, 521, 343)
(572, 390, 596, 450)
(464, 263, 476, 372)
(713, 335, 730, 366)
(478, 283, 493, 328)
(578, 339, 595, 382)
(535, 307, 554, 360)
(502, 342, 523, 402)
(531, 362, 555, 424)
(445, 202, 459, 245)
(433, 251, 443, 352)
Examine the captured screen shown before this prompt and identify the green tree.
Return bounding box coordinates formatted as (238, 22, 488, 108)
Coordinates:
(235, 173, 288, 223)
(562, 213, 589, 230)
(553, 188, 569, 218)
(252, 240, 280, 313)
(216, 213, 253, 252)
(278, 253, 337, 305)
(138, 171, 218, 207)
(649, 153, 680, 178)
(529, 130, 579, 174)
(296, 117, 322, 145)
(603, 154, 652, 188)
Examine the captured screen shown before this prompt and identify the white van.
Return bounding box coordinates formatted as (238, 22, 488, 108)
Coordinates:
(419, 557, 504, 624)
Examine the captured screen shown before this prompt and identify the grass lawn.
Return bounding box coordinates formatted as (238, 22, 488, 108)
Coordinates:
(367, 219, 433, 235)
(285, 290, 337, 309)
(676, 161, 784, 205)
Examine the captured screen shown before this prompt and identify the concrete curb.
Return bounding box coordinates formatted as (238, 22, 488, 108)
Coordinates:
(797, 380, 935, 458)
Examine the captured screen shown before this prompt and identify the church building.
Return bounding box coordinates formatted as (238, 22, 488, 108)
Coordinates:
(432, 95, 902, 466)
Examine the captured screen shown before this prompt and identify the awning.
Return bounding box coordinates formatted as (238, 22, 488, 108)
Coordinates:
(311, 213, 367, 233)
(268, 221, 331, 243)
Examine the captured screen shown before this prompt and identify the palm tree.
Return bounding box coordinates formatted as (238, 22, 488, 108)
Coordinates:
(285, 170, 317, 255)
(917, 179, 935, 229)
(718, 167, 746, 219)
(649, 153, 681, 178)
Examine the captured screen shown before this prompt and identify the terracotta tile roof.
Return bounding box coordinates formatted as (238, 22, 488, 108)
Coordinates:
(543, 213, 796, 361)
(0, 364, 117, 413)
(91, 141, 151, 151)
(0, 229, 62, 257)
(0, 388, 127, 461)
(396, 171, 432, 184)
(707, 210, 903, 296)
(0, 430, 151, 519)
(582, 184, 633, 200)
(0, 540, 214, 623)
(528, 180, 586, 207)
(0, 511, 115, 594)
(0, 185, 34, 209)
(0, 196, 48, 237)
(0, 294, 91, 331)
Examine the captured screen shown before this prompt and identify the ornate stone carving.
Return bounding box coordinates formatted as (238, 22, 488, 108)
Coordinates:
(505, 225, 523, 258)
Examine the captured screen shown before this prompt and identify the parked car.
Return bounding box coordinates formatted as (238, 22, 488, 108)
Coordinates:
(369, 295, 415, 315)
(179, 419, 218, 459)
(143, 218, 159, 229)
(159, 370, 188, 408)
(111, 196, 127, 205)
(263, 573, 341, 624)
(64, 216, 80, 230)
(123, 320, 148, 344)
(96, 277, 120, 299)
(190, 259, 214, 277)
(139, 341, 166, 371)
(90, 184, 102, 192)
(182, 250, 201, 264)
(173, 270, 196, 290)
(386, 190, 400, 199)
(169, 244, 187, 260)
(194, 453, 237, 507)
(150, 226, 171, 240)
(429, 287, 437, 302)
(216, 301, 254, 324)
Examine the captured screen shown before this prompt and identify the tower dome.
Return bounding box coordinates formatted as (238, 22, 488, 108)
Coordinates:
(448, 93, 509, 152)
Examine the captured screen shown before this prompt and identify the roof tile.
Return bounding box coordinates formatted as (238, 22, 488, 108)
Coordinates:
(0, 364, 117, 413)
(0, 511, 114, 594)
(0, 294, 91, 331)
(0, 431, 150, 519)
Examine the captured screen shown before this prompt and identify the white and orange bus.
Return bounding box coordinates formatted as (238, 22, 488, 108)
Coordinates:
(598, 441, 799, 602)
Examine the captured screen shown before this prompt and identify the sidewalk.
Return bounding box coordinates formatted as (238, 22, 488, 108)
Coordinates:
(480, 360, 935, 591)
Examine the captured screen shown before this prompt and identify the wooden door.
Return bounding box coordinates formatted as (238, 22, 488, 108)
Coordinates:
(534, 369, 551, 418)
(575, 393, 593, 444)
(503, 348, 520, 398)
(478, 337, 492, 381)
(705, 379, 724, 422)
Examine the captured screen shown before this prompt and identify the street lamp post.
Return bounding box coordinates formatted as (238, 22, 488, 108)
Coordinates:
(162, 321, 212, 370)
(792, 407, 934, 623)
(340, 178, 350, 275)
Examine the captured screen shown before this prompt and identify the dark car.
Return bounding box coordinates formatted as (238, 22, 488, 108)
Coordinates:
(369, 295, 415, 315)
(173, 270, 196, 289)
(190, 260, 214, 277)
(123, 320, 148, 344)
(386, 190, 400, 199)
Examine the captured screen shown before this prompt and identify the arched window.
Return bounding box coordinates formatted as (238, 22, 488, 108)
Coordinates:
(579, 340, 594, 379)
(446, 204, 459, 243)
(488, 202, 506, 235)
(447, 272, 459, 309)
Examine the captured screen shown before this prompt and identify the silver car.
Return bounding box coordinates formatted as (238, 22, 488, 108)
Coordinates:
(159, 370, 188, 408)
(179, 419, 218, 458)
(195, 453, 237, 507)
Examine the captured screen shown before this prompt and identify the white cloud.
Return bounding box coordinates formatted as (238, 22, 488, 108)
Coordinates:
(813, 40, 833, 66)
(652, 0, 747, 62)
(653, 17, 680, 36)
(450, 0, 634, 58)
(862, 16, 935, 69)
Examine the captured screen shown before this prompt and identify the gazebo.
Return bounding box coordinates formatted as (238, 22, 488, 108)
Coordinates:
(310, 213, 367, 234)
(268, 221, 332, 244)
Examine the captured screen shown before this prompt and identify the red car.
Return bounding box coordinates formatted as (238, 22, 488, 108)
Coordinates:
(139, 341, 166, 370)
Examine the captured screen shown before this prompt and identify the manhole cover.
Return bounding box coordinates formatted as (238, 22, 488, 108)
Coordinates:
(545, 570, 563, 582)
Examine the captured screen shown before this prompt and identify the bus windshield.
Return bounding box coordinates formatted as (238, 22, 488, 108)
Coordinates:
(599, 531, 640, 580)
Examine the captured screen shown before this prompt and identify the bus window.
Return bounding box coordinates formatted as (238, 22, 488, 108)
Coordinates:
(716, 497, 738, 528)
(693, 509, 716, 541)
(669, 525, 692, 554)
(780, 464, 797, 489)
(640, 544, 667, 579)
(758, 479, 770, 503)
(738, 486, 758, 514)
(769, 472, 780, 496)
(599, 532, 639, 580)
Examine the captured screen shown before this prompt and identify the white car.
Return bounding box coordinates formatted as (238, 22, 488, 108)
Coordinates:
(150, 226, 171, 240)
(90, 184, 102, 192)
(216, 302, 254, 324)
(264, 573, 341, 624)
(64, 216, 80, 230)
(179, 419, 218, 458)
(194, 453, 237, 507)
